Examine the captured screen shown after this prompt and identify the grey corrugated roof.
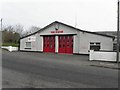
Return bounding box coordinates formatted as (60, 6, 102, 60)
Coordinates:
(20, 21, 115, 39)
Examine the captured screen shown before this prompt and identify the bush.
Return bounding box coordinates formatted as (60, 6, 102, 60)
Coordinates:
(2, 43, 19, 47)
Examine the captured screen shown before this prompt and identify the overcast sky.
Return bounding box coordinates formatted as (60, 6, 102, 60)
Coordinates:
(0, 0, 118, 32)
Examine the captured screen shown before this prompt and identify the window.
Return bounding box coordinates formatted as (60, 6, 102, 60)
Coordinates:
(113, 43, 120, 51)
(90, 42, 94, 45)
(96, 43, 100, 45)
(26, 42, 31, 48)
(90, 42, 101, 51)
(113, 43, 117, 51)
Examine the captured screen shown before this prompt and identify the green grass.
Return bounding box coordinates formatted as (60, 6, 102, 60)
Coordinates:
(2, 43, 19, 47)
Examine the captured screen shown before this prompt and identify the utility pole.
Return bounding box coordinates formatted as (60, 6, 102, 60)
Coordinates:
(117, 0, 120, 63)
(75, 15, 77, 28)
(74, 12, 77, 28)
(0, 18, 2, 31)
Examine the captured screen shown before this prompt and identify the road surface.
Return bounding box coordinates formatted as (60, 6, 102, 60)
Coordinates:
(2, 50, 118, 88)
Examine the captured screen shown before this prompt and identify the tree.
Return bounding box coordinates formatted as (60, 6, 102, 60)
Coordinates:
(2, 25, 21, 44)
(28, 26, 40, 34)
(29, 26, 40, 33)
(14, 24, 24, 36)
(22, 26, 40, 37)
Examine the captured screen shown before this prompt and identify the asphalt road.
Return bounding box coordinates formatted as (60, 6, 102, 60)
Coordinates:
(2, 50, 118, 88)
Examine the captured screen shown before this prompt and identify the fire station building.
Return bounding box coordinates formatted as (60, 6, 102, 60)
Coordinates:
(20, 21, 114, 54)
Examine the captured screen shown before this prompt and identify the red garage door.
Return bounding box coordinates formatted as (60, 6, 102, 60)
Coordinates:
(58, 35, 73, 54)
(43, 36, 55, 53)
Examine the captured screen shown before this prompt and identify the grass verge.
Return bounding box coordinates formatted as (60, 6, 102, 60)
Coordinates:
(2, 43, 19, 47)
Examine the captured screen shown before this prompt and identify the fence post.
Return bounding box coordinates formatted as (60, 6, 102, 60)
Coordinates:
(89, 50, 94, 61)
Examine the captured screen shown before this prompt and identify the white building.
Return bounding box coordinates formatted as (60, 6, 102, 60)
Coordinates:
(20, 21, 114, 54)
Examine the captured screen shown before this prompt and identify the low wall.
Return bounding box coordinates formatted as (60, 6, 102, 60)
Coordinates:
(1, 46, 18, 52)
(89, 50, 120, 62)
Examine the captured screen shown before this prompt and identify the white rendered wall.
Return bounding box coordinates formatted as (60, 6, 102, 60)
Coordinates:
(39, 24, 77, 35)
(38, 24, 79, 53)
(89, 50, 120, 62)
(79, 32, 113, 54)
(20, 34, 37, 51)
(55, 36, 58, 53)
(36, 33, 43, 52)
(73, 31, 80, 54)
(20, 23, 114, 54)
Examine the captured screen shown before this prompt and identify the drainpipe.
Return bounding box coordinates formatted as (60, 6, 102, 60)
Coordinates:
(117, 0, 120, 63)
